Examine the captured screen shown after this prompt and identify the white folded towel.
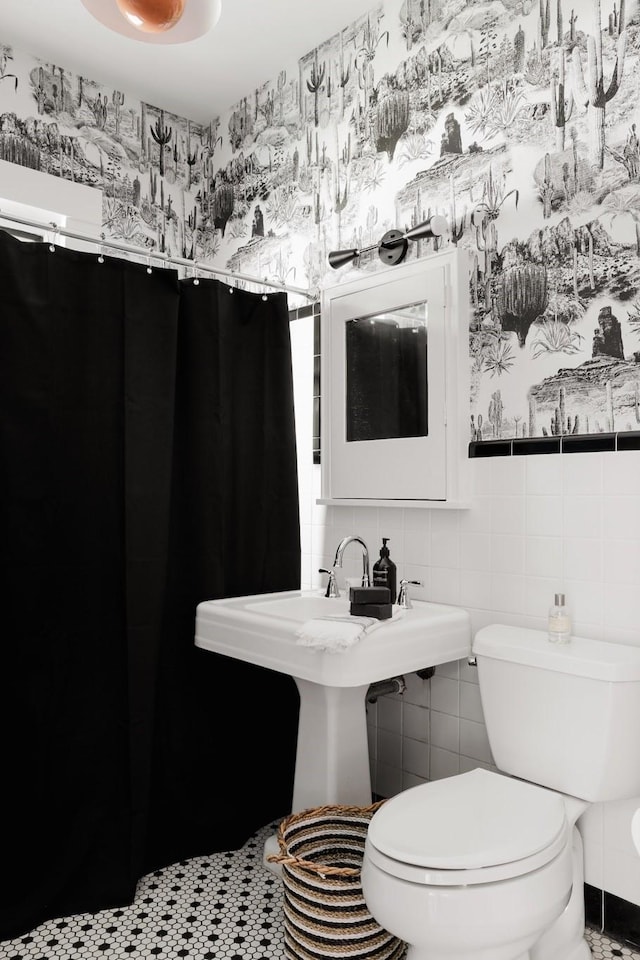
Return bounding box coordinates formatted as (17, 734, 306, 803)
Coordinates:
(296, 609, 403, 653)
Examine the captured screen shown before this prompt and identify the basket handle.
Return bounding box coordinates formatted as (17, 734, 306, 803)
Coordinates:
(267, 799, 387, 877)
(266, 852, 361, 877)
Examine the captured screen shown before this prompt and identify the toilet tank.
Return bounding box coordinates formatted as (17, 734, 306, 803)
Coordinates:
(473, 625, 640, 802)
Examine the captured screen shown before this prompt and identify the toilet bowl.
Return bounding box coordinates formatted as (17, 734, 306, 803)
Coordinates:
(361, 769, 580, 960)
(361, 625, 640, 960)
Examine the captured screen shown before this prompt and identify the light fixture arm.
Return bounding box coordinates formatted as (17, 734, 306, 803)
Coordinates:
(328, 214, 448, 270)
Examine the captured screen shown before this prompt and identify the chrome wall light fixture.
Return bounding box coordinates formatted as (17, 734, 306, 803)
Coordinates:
(81, 0, 221, 43)
(328, 215, 448, 270)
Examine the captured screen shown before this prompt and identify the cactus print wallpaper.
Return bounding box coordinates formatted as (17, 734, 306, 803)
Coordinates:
(0, 49, 222, 259)
(2, 0, 640, 441)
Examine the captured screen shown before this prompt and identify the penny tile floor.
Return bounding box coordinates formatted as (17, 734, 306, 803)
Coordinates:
(0, 821, 638, 959)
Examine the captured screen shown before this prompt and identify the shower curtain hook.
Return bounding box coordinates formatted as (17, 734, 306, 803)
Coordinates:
(98, 243, 105, 265)
(192, 260, 199, 285)
(48, 220, 57, 253)
(147, 253, 152, 275)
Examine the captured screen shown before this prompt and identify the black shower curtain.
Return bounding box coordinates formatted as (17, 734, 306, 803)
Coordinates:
(0, 231, 301, 941)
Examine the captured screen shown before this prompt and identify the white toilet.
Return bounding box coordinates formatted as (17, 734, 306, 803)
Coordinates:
(361, 624, 640, 960)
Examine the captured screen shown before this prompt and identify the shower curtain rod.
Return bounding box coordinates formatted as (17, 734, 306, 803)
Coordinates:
(0, 208, 318, 301)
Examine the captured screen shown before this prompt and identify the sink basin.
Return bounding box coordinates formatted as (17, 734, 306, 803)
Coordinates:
(196, 589, 471, 688)
(195, 588, 471, 814)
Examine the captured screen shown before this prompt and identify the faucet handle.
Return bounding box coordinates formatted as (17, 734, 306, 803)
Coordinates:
(396, 579, 423, 609)
(319, 568, 340, 599)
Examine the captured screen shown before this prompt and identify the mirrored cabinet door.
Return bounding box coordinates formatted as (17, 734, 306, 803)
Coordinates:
(321, 248, 470, 505)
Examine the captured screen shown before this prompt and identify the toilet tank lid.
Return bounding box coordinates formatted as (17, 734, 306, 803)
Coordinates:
(473, 625, 640, 681)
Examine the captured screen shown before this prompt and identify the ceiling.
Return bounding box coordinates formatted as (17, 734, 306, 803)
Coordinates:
(0, 0, 377, 124)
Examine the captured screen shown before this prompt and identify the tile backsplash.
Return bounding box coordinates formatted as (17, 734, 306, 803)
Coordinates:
(302, 447, 640, 646)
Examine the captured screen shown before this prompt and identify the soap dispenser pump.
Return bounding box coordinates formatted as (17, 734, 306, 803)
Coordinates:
(372, 538, 397, 604)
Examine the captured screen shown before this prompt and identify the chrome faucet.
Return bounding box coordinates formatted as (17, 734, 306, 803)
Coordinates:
(333, 536, 371, 588)
(396, 579, 423, 609)
(319, 567, 340, 598)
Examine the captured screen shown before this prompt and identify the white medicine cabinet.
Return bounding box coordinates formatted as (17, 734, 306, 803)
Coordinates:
(319, 247, 471, 507)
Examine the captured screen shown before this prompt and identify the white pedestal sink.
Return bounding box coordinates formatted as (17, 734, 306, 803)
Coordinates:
(195, 589, 471, 814)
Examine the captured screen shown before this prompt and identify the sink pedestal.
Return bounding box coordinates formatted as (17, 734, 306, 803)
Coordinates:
(195, 587, 472, 875)
(292, 679, 372, 810)
(264, 679, 372, 875)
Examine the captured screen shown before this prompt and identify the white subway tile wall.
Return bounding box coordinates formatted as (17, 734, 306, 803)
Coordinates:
(302, 448, 640, 638)
(292, 317, 640, 909)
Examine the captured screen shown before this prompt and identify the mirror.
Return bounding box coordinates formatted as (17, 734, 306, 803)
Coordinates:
(345, 304, 428, 443)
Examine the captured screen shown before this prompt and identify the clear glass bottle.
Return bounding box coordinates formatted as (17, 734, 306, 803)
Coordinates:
(548, 592, 571, 644)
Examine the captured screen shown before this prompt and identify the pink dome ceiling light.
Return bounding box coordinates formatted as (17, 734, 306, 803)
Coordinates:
(81, 0, 221, 43)
(115, 0, 186, 33)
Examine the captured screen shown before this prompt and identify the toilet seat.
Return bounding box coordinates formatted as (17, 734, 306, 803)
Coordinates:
(366, 768, 569, 886)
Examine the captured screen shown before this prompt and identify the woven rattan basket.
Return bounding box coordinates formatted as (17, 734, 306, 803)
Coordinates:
(268, 802, 407, 960)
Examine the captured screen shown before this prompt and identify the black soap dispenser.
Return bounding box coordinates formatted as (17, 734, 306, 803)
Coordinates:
(372, 538, 397, 603)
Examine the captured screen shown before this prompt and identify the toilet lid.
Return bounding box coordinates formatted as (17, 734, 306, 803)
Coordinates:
(367, 769, 567, 873)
